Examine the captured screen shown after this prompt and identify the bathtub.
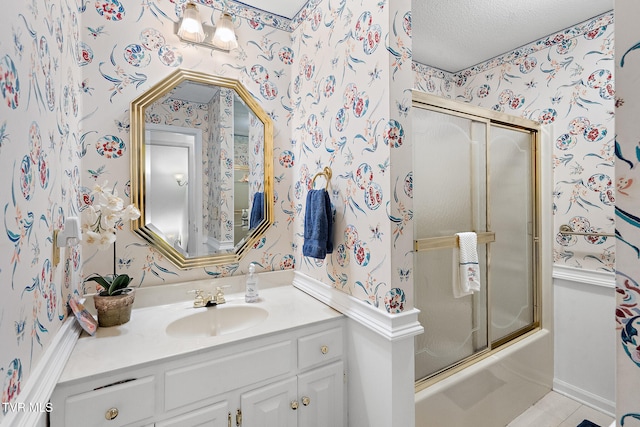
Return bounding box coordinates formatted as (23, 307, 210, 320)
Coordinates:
(415, 328, 553, 427)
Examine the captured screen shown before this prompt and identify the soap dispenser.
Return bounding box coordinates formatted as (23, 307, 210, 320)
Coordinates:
(245, 263, 259, 302)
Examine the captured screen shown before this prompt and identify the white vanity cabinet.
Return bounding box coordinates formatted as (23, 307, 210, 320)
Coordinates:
(296, 361, 344, 426)
(240, 358, 344, 426)
(50, 318, 345, 427)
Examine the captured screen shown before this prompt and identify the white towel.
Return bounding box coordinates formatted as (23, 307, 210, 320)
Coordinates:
(452, 232, 481, 298)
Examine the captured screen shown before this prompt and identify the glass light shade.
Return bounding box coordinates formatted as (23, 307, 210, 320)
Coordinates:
(212, 13, 238, 50)
(177, 3, 205, 43)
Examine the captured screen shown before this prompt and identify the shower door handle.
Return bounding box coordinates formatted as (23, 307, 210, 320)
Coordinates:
(414, 231, 495, 252)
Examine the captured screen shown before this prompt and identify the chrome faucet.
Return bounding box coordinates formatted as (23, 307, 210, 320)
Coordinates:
(190, 287, 226, 308)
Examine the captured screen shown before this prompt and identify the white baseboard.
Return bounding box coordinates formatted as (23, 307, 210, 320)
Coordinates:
(292, 271, 423, 341)
(1, 317, 81, 427)
(553, 378, 615, 417)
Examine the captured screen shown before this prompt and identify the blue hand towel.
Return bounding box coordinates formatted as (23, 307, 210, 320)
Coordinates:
(250, 192, 264, 229)
(303, 189, 334, 259)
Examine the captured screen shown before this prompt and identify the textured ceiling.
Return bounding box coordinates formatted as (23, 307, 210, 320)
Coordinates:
(411, 0, 614, 72)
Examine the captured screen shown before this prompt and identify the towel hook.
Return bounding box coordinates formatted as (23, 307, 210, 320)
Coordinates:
(311, 166, 332, 191)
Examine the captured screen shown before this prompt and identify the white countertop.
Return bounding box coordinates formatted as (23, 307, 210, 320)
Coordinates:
(59, 282, 343, 384)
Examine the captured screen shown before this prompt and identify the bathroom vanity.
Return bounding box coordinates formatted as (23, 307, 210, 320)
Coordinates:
(50, 284, 346, 427)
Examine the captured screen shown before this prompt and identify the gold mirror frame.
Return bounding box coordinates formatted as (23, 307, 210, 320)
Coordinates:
(130, 69, 274, 269)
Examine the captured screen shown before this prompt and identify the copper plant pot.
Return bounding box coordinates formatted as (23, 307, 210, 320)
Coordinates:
(93, 288, 136, 327)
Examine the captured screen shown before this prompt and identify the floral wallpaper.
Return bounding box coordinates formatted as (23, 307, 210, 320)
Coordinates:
(0, 0, 83, 419)
(79, 0, 295, 287)
(79, 0, 417, 314)
(207, 90, 222, 244)
(290, 0, 414, 313)
(413, 62, 456, 99)
(614, 1, 640, 423)
(414, 11, 616, 273)
(217, 88, 235, 247)
(205, 88, 235, 247)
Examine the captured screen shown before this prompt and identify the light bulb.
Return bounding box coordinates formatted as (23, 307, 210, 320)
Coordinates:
(212, 13, 238, 50)
(177, 3, 205, 43)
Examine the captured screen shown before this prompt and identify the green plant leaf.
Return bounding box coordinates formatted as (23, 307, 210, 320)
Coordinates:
(85, 275, 111, 290)
(108, 274, 133, 295)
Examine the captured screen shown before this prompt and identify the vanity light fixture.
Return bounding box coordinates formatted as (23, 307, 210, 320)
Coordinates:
(174, 173, 188, 187)
(175, 2, 238, 51)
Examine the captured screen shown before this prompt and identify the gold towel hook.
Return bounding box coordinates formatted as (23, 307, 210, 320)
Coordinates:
(311, 166, 332, 191)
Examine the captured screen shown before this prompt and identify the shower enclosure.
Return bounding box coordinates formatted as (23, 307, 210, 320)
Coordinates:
(412, 92, 542, 388)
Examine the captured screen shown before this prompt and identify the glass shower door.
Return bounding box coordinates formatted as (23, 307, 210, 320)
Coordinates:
(489, 126, 536, 345)
(413, 108, 490, 380)
(412, 96, 539, 385)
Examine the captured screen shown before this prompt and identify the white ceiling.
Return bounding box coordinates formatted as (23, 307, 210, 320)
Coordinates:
(412, 0, 614, 72)
(171, 81, 217, 104)
(240, 0, 613, 73)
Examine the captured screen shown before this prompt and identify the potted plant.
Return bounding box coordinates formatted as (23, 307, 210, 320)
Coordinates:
(85, 273, 136, 327)
(81, 182, 140, 327)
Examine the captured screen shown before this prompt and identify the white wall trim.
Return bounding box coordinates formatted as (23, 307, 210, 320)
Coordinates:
(552, 265, 615, 289)
(1, 317, 81, 427)
(292, 271, 424, 341)
(553, 378, 615, 417)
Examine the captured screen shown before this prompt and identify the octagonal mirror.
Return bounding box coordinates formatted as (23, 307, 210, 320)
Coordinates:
(130, 69, 273, 269)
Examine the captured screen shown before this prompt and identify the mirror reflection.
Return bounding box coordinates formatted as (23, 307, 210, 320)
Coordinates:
(130, 70, 273, 268)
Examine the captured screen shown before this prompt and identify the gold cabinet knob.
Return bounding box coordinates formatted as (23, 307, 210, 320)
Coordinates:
(302, 396, 311, 406)
(291, 400, 299, 410)
(321, 345, 329, 354)
(105, 407, 119, 420)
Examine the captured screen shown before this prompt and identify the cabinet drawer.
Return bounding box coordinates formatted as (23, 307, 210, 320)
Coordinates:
(165, 340, 294, 411)
(156, 400, 229, 427)
(298, 327, 343, 370)
(63, 376, 155, 427)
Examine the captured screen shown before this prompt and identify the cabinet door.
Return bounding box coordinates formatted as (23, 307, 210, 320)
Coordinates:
(155, 400, 229, 427)
(241, 377, 298, 427)
(297, 361, 344, 427)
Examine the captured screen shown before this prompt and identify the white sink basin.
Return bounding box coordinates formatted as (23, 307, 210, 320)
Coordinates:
(166, 305, 269, 338)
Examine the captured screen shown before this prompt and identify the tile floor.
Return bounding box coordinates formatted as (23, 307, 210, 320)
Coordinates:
(507, 392, 615, 427)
